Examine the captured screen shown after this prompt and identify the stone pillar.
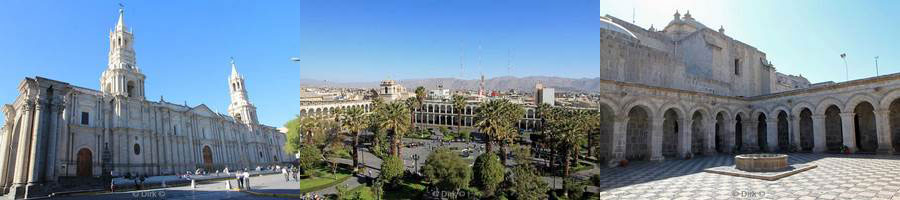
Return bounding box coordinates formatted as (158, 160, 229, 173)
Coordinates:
(724, 119, 736, 153)
(608, 117, 627, 167)
(43, 103, 64, 184)
(766, 118, 778, 152)
(839, 112, 857, 153)
(0, 107, 19, 191)
(790, 115, 801, 151)
(811, 114, 827, 152)
(704, 118, 717, 155)
(743, 120, 759, 152)
(26, 103, 49, 186)
(875, 109, 894, 154)
(680, 118, 692, 158)
(10, 103, 35, 197)
(650, 119, 664, 161)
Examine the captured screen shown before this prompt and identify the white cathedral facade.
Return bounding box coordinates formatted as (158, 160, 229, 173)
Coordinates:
(0, 8, 286, 197)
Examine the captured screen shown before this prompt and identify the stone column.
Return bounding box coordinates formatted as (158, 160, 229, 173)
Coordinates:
(26, 103, 48, 186)
(724, 119, 736, 153)
(11, 103, 35, 197)
(650, 119, 664, 161)
(875, 109, 894, 154)
(790, 115, 801, 150)
(743, 120, 759, 152)
(680, 118, 692, 158)
(0, 107, 19, 191)
(704, 118, 717, 155)
(839, 112, 857, 153)
(766, 118, 778, 152)
(43, 103, 64, 183)
(608, 117, 627, 167)
(811, 114, 827, 152)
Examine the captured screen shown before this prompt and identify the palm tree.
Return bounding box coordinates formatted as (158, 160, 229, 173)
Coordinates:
(451, 94, 467, 138)
(405, 97, 420, 134)
(546, 109, 591, 183)
(499, 101, 524, 164)
(377, 101, 411, 157)
(474, 99, 523, 163)
(475, 99, 503, 154)
(299, 116, 321, 145)
(535, 103, 552, 168)
(340, 107, 368, 173)
(414, 86, 427, 128)
(415, 86, 427, 106)
(570, 110, 596, 170)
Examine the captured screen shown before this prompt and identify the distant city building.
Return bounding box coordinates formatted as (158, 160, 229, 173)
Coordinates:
(428, 87, 451, 101)
(535, 83, 555, 106)
(378, 80, 409, 101)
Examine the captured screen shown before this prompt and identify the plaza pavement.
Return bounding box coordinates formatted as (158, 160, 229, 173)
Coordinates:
(54, 174, 287, 200)
(579, 153, 900, 200)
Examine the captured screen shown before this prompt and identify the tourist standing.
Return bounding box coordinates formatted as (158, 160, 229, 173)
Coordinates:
(282, 167, 289, 182)
(236, 171, 244, 190)
(243, 171, 251, 190)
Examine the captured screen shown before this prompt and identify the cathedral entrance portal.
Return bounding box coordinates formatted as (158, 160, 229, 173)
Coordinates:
(202, 146, 213, 170)
(76, 148, 92, 177)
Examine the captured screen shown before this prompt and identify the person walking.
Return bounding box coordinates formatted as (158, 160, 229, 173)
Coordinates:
(236, 171, 244, 190)
(282, 167, 289, 182)
(292, 167, 299, 182)
(243, 171, 251, 190)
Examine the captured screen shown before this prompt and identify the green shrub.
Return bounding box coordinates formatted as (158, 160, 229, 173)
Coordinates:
(380, 155, 404, 186)
(297, 145, 322, 176)
(473, 153, 504, 197)
(422, 148, 472, 191)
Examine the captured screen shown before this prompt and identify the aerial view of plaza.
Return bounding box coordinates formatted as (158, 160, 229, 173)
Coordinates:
(1, 0, 900, 200)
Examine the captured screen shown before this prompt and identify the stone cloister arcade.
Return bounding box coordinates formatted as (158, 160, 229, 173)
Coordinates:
(298, 100, 372, 118)
(587, 76, 900, 166)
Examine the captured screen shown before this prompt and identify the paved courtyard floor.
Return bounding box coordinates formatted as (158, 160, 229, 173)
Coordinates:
(582, 153, 900, 200)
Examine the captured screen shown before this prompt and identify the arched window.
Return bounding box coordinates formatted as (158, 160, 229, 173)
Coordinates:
(126, 81, 135, 97)
(133, 144, 141, 155)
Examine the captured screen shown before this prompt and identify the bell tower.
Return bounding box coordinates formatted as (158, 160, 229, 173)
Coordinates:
(228, 58, 258, 125)
(100, 7, 146, 99)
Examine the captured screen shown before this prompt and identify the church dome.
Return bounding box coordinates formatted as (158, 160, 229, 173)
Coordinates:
(600, 16, 637, 39)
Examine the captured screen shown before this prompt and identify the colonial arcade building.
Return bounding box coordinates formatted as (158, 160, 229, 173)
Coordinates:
(589, 12, 899, 165)
(0, 9, 286, 198)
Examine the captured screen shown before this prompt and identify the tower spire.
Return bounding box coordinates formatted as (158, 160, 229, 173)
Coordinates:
(230, 57, 239, 78)
(116, 4, 126, 31)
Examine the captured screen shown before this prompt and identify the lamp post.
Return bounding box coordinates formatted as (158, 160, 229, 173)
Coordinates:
(412, 154, 420, 175)
(875, 56, 880, 76)
(840, 53, 848, 81)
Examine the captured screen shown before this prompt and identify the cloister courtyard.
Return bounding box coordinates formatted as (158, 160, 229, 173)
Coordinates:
(581, 153, 900, 200)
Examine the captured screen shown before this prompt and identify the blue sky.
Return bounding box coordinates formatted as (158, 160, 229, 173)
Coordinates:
(2, 0, 899, 125)
(0, 1, 301, 127)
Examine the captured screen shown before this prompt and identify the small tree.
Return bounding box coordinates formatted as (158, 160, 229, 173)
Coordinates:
(504, 145, 549, 200)
(297, 145, 322, 176)
(380, 155, 404, 187)
(422, 148, 472, 192)
(473, 153, 504, 197)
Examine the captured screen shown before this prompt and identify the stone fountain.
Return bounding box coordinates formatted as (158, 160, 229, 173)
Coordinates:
(703, 153, 817, 181)
(734, 154, 789, 172)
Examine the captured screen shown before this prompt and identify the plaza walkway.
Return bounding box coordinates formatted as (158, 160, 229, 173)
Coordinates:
(55, 173, 286, 200)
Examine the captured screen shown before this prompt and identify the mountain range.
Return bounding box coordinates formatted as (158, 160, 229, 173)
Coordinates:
(299, 76, 607, 93)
